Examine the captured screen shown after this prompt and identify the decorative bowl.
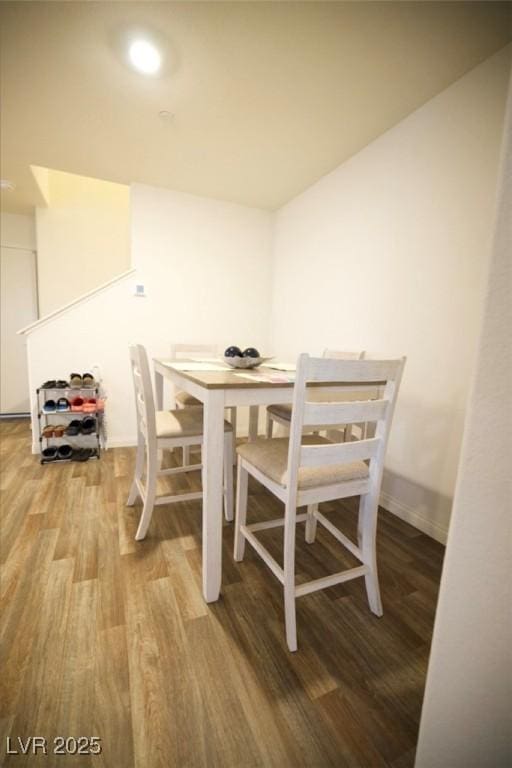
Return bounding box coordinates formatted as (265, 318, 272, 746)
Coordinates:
(223, 356, 272, 370)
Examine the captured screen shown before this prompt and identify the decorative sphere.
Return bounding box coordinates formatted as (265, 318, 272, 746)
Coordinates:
(243, 347, 260, 358)
(224, 346, 243, 358)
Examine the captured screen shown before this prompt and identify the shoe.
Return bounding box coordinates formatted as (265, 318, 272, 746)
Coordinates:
(53, 424, 67, 437)
(82, 398, 97, 413)
(81, 417, 96, 435)
(56, 445, 73, 461)
(72, 448, 94, 462)
(65, 420, 82, 436)
(42, 424, 56, 437)
(82, 373, 96, 388)
(70, 396, 85, 412)
(70, 373, 82, 388)
(41, 380, 56, 389)
(56, 397, 70, 412)
(41, 447, 58, 462)
(42, 400, 57, 413)
(55, 380, 69, 388)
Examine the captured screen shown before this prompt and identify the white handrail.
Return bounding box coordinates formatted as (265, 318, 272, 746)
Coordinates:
(18, 268, 136, 335)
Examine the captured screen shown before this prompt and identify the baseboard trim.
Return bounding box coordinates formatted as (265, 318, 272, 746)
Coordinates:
(380, 490, 448, 544)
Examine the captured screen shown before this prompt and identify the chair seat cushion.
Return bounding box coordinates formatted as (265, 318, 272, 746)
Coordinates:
(156, 407, 232, 439)
(237, 436, 369, 490)
(175, 390, 202, 407)
(267, 403, 292, 421)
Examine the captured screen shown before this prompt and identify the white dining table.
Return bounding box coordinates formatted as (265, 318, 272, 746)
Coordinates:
(153, 358, 378, 604)
(153, 359, 298, 602)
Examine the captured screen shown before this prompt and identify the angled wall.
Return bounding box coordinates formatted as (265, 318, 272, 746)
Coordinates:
(269, 46, 511, 541)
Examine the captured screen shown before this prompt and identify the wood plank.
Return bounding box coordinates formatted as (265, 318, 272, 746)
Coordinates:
(0, 418, 444, 768)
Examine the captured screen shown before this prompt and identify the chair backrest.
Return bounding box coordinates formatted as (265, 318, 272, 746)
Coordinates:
(170, 343, 218, 359)
(286, 354, 406, 497)
(129, 344, 156, 443)
(323, 348, 365, 360)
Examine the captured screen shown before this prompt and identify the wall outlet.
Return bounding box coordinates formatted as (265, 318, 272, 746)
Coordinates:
(134, 283, 146, 297)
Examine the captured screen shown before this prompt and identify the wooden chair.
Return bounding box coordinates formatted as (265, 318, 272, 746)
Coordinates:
(127, 344, 234, 541)
(265, 349, 365, 440)
(234, 353, 405, 651)
(170, 343, 237, 464)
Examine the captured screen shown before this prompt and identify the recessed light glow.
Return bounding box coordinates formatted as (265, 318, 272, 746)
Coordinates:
(129, 39, 161, 75)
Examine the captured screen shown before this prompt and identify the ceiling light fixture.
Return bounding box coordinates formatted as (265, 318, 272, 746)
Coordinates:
(0, 179, 15, 191)
(129, 39, 161, 75)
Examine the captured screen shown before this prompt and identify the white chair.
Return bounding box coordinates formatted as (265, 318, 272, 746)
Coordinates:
(127, 344, 234, 541)
(234, 353, 405, 652)
(170, 343, 238, 464)
(265, 349, 365, 440)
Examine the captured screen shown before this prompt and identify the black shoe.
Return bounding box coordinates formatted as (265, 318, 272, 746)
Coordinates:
(65, 419, 82, 436)
(41, 447, 58, 463)
(81, 417, 96, 435)
(41, 380, 56, 389)
(56, 445, 73, 461)
(72, 448, 93, 462)
(55, 380, 69, 388)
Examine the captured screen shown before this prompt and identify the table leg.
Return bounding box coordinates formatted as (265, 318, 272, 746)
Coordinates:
(202, 389, 225, 602)
(248, 405, 259, 442)
(155, 369, 164, 410)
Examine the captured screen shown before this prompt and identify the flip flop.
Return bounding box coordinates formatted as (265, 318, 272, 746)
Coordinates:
(70, 373, 82, 388)
(70, 397, 85, 412)
(56, 397, 70, 412)
(42, 400, 57, 413)
(82, 373, 96, 388)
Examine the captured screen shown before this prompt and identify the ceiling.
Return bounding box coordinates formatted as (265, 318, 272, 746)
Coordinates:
(1, 1, 511, 214)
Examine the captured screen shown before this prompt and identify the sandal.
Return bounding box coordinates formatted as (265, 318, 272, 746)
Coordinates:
(70, 396, 85, 412)
(42, 399, 57, 413)
(42, 424, 56, 437)
(56, 397, 70, 412)
(41, 447, 58, 462)
(53, 424, 67, 437)
(70, 373, 82, 388)
(82, 373, 96, 388)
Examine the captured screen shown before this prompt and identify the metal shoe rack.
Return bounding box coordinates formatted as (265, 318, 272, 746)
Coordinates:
(37, 385, 103, 464)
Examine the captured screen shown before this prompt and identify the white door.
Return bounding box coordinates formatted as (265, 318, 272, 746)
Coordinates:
(0, 247, 38, 414)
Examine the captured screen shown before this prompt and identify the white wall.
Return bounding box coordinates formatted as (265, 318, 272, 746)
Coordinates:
(1, 211, 36, 250)
(26, 185, 273, 447)
(269, 46, 511, 541)
(35, 170, 130, 316)
(415, 82, 511, 768)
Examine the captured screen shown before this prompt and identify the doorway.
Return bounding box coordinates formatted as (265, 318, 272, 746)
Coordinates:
(0, 246, 38, 414)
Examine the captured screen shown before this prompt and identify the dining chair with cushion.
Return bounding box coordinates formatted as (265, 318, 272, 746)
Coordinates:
(265, 348, 365, 440)
(170, 343, 237, 464)
(234, 353, 405, 651)
(127, 344, 234, 541)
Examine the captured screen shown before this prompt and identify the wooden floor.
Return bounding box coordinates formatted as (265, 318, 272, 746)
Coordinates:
(0, 418, 444, 767)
